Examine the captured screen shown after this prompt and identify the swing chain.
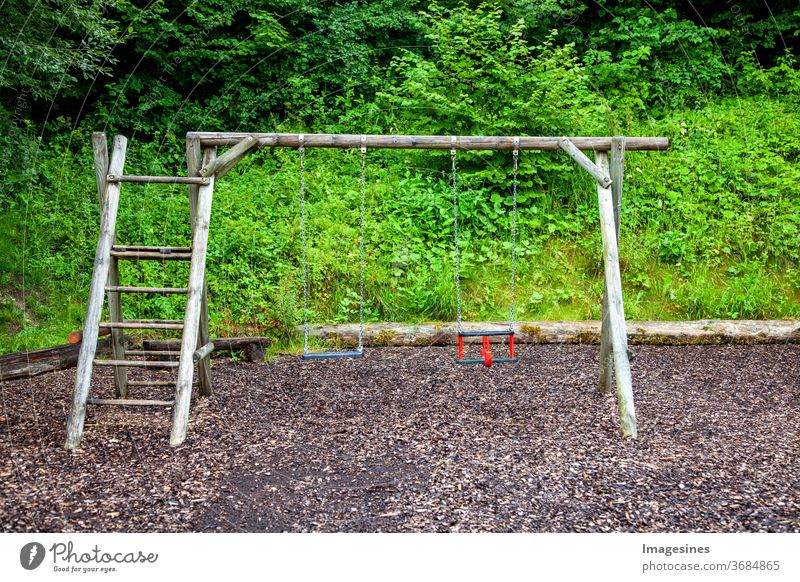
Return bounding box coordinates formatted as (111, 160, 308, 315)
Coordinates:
(299, 135, 367, 357)
(451, 137, 462, 333)
(299, 134, 309, 354)
(510, 137, 519, 330)
(358, 136, 366, 352)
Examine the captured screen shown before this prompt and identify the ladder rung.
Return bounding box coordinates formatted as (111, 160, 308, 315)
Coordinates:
(87, 398, 175, 407)
(105, 286, 189, 294)
(110, 250, 192, 261)
(127, 380, 176, 387)
(94, 359, 180, 368)
(107, 174, 209, 185)
(113, 245, 192, 253)
(124, 350, 180, 357)
(101, 320, 184, 330)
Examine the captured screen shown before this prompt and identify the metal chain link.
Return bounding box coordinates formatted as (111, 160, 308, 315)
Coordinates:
(510, 137, 519, 330)
(358, 136, 366, 352)
(451, 138, 462, 333)
(299, 135, 309, 354)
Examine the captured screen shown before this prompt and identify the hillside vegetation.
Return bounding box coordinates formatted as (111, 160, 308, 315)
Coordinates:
(1, 1, 798, 352)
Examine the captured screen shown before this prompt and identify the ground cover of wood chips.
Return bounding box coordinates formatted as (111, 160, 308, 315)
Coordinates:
(1, 344, 798, 532)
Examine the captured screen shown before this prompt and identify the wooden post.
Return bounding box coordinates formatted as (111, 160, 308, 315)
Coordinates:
(171, 146, 216, 446)
(92, 133, 108, 208)
(187, 136, 213, 397)
(92, 133, 129, 397)
(598, 137, 626, 393)
(93, 132, 129, 398)
(106, 257, 128, 397)
(65, 135, 128, 449)
(595, 150, 637, 438)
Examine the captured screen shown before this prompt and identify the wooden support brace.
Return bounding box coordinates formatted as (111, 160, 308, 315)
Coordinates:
(558, 138, 612, 188)
(65, 135, 128, 449)
(187, 135, 213, 397)
(595, 150, 637, 438)
(199, 135, 257, 178)
(193, 342, 215, 362)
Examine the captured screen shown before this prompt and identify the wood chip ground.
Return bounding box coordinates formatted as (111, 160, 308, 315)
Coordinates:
(1, 345, 798, 532)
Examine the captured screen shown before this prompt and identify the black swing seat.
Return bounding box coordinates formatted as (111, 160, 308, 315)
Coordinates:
(302, 350, 364, 360)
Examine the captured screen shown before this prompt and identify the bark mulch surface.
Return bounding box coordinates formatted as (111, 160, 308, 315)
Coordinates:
(1, 344, 798, 532)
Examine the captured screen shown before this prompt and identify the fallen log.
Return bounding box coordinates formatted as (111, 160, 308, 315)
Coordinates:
(0, 339, 111, 381)
(304, 320, 800, 347)
(142, 336, 270, 362)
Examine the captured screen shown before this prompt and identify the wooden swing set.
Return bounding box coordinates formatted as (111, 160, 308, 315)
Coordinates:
(64, 132, 669, 449)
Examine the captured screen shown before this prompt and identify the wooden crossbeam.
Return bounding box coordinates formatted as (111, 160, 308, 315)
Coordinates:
(186, 132, 669, 151)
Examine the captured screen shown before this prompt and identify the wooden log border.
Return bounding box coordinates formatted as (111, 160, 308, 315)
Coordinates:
(301, 321, 800, 347)
(3, 322, 796, 383)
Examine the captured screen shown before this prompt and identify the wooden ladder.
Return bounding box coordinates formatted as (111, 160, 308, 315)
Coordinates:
(65, 133, 217, 448)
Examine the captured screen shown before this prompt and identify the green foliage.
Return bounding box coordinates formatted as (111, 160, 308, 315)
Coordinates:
(0, 0, 120, 102)
(582, 5, 731, 113)
(374, 3, 606, 136)
(87, 0, 424, 134)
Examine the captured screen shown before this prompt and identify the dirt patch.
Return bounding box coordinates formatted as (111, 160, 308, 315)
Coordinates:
(1, 344, 798, 532)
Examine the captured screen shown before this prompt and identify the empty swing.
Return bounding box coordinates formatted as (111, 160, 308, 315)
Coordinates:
(299, 134, 367, 360)
(451, 137, 520, 367)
